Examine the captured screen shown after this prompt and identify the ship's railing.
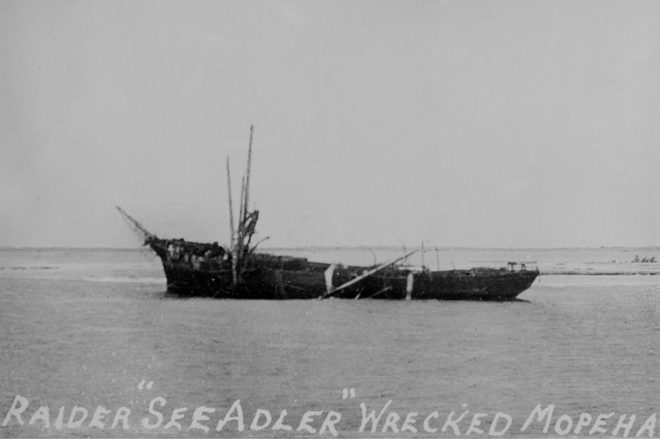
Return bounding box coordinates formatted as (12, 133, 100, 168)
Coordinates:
(507, 261, 537, 272)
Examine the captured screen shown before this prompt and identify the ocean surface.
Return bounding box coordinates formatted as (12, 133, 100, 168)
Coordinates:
(1, 247, 658, 438)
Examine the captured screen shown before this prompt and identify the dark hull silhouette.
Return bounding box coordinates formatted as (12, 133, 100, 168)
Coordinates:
(149, 238, 538, 300)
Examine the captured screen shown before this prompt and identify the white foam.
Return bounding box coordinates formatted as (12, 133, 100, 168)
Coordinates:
(83, 276, 165, 284)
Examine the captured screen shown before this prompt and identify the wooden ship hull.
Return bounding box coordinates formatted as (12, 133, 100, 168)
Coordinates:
(118, 126, 538, 301)
(144, 237, 538, 300)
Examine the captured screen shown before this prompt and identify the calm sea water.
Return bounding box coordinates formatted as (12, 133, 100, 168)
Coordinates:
(0, 247, 658, 438)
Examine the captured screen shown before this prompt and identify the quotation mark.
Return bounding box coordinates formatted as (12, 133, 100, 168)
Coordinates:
(342, 388, 356, 399)
(138, 380, 154, 390)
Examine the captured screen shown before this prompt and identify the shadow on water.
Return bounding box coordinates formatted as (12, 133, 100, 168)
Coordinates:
(158, 290, 198, 300)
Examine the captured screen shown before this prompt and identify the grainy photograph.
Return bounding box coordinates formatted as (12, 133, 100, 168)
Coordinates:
(1, 1, 658, 438)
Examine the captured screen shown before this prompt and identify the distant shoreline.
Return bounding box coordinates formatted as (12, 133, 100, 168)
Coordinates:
(2, 245, 660, 251)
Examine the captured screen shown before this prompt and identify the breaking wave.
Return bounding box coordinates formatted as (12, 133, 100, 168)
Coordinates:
(83, 276, 165, 284)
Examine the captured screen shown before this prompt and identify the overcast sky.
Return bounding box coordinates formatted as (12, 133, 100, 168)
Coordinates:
(2, 0, 659, 248)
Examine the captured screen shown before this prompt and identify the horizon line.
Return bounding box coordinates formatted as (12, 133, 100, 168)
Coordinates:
(2, 244, 660, 251)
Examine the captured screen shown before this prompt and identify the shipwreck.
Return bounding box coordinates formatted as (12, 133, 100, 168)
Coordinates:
(117, 126, 538, 300)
